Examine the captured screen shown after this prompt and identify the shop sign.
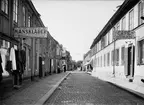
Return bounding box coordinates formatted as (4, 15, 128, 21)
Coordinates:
(14, 27, 47, 38)
(114, 31, 135, 40)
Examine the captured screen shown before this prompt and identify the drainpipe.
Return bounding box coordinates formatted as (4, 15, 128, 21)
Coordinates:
(31, 38, 35, 81)
(113, 30, 116, 77)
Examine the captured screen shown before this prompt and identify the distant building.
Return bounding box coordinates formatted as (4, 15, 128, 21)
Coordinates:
(83, 50, 92, 72)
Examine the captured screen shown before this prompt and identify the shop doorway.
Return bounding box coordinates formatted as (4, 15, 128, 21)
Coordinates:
(39, 57, 42, 78)
(124, 44, 135, 81)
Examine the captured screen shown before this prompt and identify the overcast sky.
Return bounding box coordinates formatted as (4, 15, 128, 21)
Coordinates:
(32, 0, 124, 61)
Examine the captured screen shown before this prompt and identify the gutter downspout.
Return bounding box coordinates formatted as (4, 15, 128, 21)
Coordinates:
(113, 29, 116, 77)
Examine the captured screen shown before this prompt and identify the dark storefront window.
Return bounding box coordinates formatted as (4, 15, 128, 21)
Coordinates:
(0, 40, 10, 76)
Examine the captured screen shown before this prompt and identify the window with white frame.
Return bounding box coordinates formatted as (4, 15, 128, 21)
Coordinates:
(13, 0, 18, 22)
(101, 36, 105, 49)
(22, 6, 26, 27)
(1, 0, 8, 14)
(138, 2, 143, 25)
(121, 16, 126, 30)
(109, 29, 112, 43)
(129, 9, 134, 30)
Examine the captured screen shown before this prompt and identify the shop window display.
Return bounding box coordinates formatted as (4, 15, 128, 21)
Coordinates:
(0, 40, 10, 77)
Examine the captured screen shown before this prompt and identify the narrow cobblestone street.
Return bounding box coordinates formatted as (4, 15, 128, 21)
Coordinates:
(45, 71, 144, 105)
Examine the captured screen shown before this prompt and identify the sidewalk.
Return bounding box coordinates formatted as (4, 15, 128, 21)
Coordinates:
(105, 77, 144, 99)
(90, 73, 144, 99)
(1, 72, 70, 105)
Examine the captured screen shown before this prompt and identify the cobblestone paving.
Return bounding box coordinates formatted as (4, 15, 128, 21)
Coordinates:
(45, 72, 144, 105)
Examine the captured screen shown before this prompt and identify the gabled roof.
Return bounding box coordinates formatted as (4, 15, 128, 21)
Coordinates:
(90, 0, 140, 49)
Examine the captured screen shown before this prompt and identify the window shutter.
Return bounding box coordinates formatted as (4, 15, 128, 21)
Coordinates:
(137, 42, 141, 65)
(124, 47, 128, 76)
